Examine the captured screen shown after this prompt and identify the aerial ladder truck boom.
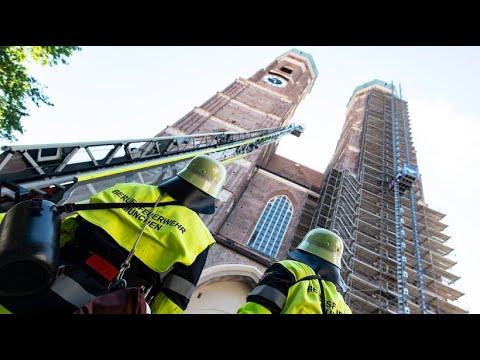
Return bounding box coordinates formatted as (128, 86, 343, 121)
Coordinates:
(0, 123, 305, 212)
(0, 124, 305, 310)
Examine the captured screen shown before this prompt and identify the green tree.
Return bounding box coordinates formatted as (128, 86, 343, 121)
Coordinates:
(0, 46, 81, 141)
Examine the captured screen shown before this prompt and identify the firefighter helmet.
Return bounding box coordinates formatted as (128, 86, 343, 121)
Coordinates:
(295, 228, 344, 268)
(288, 228, 347, 292)
(177, 155, 227, 199)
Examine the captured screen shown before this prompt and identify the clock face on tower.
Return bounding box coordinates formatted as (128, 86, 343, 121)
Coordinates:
(263, 74, 287, 88)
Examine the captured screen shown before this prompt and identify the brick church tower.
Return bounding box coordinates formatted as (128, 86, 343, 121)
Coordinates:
(153, 49, 321, 313)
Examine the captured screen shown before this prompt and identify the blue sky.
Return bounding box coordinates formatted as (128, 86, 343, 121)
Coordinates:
(4, 46, 479, 313)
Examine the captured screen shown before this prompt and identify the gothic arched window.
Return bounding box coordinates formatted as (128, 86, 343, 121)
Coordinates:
(248, 195, 293, 258)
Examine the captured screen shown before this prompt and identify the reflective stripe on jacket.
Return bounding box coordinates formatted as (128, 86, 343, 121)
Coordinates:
(238, 260, 352, 314)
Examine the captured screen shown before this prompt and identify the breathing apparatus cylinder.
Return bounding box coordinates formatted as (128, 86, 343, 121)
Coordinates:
(0, 199, 60, 296)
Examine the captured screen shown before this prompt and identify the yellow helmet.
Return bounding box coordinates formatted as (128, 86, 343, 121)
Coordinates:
(296, 228, 344, 268)
(288, 228, 347, 292)
(159, 155, 227, 214)
(178, 155, 227, 199)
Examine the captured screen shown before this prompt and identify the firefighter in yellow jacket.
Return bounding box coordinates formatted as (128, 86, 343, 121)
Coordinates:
(238, 228, 352, 314)
(0, 154, 227, 314)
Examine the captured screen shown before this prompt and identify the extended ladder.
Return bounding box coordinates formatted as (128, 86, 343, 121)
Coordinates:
(0, 123, 305, 211)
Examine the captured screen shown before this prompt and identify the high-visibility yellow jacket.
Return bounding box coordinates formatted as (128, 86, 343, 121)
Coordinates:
(0, 183, 215, 314)
(237, 260, 352, 314)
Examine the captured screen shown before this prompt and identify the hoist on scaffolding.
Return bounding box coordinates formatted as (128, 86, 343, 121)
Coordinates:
(388, 163, 418, 194)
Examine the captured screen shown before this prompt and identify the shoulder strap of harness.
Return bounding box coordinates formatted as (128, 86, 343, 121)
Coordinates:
(294, 274, 327, 314)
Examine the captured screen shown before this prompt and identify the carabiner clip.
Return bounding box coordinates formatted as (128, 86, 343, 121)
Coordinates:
(107, 278, 127, 292)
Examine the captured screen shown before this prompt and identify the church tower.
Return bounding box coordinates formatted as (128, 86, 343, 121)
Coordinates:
(311, 80, 466, 313)
(153, 49, 320, 313)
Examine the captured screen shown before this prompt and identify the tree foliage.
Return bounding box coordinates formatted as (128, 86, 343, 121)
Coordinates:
(0, 46, 81, 141)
